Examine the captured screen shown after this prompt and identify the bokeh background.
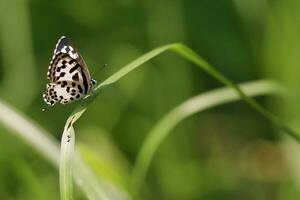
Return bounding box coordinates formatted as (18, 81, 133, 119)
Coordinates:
(1, 0, 300, 199)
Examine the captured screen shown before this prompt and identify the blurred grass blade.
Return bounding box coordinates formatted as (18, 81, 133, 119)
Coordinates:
(98, 45, 172, 89)
(60, 126, 75, 200)
(169, 44, 299, 141)
(70, 43, 299, 146)
(132, 79, 280, 186)
(62, 110, 115, 200)
(0, 99, 60, 165)
(0, 99, 128, 200)
(73, 155, 111, 200)
(61, 43, 298, 198)
(64, 44, 174, 126)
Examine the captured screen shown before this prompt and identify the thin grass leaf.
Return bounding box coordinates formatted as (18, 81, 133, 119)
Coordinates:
(60, 126, 75, 200)
(63, 44, 174, 127)
(60, 42, 300, 198)
(0, 99, 60, 165)
(59, 107, 88, 200)
(132, 79, 281, 187)
(67, 43, 299, 146)
(171, 44, 300, 141)
(0, 99, 128, 200)
(73, 155, 111, 200)
(62, 109, 131, 199)
(60, 43, 300, 197)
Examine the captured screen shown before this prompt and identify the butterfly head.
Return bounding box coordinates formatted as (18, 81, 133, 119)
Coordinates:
(91, 79, 97, 86)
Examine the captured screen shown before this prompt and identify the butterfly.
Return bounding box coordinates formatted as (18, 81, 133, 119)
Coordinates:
(43, 36, 96, 106)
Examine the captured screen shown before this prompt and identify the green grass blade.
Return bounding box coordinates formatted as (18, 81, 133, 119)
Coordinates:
(0, 99, 60, 165)
(170, 44, 300, 141)
(60, 43, 299, 198)
(60, 126, 75, 200)
(68, 43, 299, 145)
(63, 110, 122, 200)
(132, 79, 281, 187)
(98, 44, 173, 89)
(73, 155, 111, 200)
(0, 99, 128, 200)
(64, 44, 174, 127)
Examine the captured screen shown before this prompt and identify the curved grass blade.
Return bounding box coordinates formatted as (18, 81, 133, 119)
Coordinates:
(63, 109, 132, 200)
(68, 43, 299, 145)
(65, 44, 174, 126)
(0, 99, 125, 200)
(62, 43, 299, 198)
(132, 79, 281, 187)
(0, 99, 60, 165)
(60, 126, 75, 200)
(170, 44, 300, 141)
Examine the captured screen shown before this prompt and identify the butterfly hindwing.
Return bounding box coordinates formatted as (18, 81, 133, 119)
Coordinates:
(43, 82, 84, 105)
(43, 36, 96, 106)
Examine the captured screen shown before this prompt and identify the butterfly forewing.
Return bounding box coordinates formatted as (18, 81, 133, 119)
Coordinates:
(54, 36, 90, 74)
(43, 36, 96, 106)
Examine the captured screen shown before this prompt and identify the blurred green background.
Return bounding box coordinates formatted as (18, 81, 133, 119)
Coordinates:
(1, 0, 300, 199)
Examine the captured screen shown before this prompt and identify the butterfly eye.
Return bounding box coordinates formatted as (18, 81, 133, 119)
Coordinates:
(90, 79, 97, 86)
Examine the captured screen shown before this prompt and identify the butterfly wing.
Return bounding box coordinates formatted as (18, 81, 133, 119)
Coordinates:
(43, 36, 96, 106)
(52, 36, 93, 81)
(43, 81, 84, 105)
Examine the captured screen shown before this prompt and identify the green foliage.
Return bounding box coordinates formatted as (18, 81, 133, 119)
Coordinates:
(1, 1, 300, 200)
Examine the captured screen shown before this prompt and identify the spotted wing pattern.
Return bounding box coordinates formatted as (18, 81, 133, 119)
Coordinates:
(43, 36, 96, 106)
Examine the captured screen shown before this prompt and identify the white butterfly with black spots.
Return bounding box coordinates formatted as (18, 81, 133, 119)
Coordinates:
(43, 36, 96, 106)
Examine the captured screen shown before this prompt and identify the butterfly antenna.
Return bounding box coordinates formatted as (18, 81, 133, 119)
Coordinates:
(93, 63, 108, 80)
